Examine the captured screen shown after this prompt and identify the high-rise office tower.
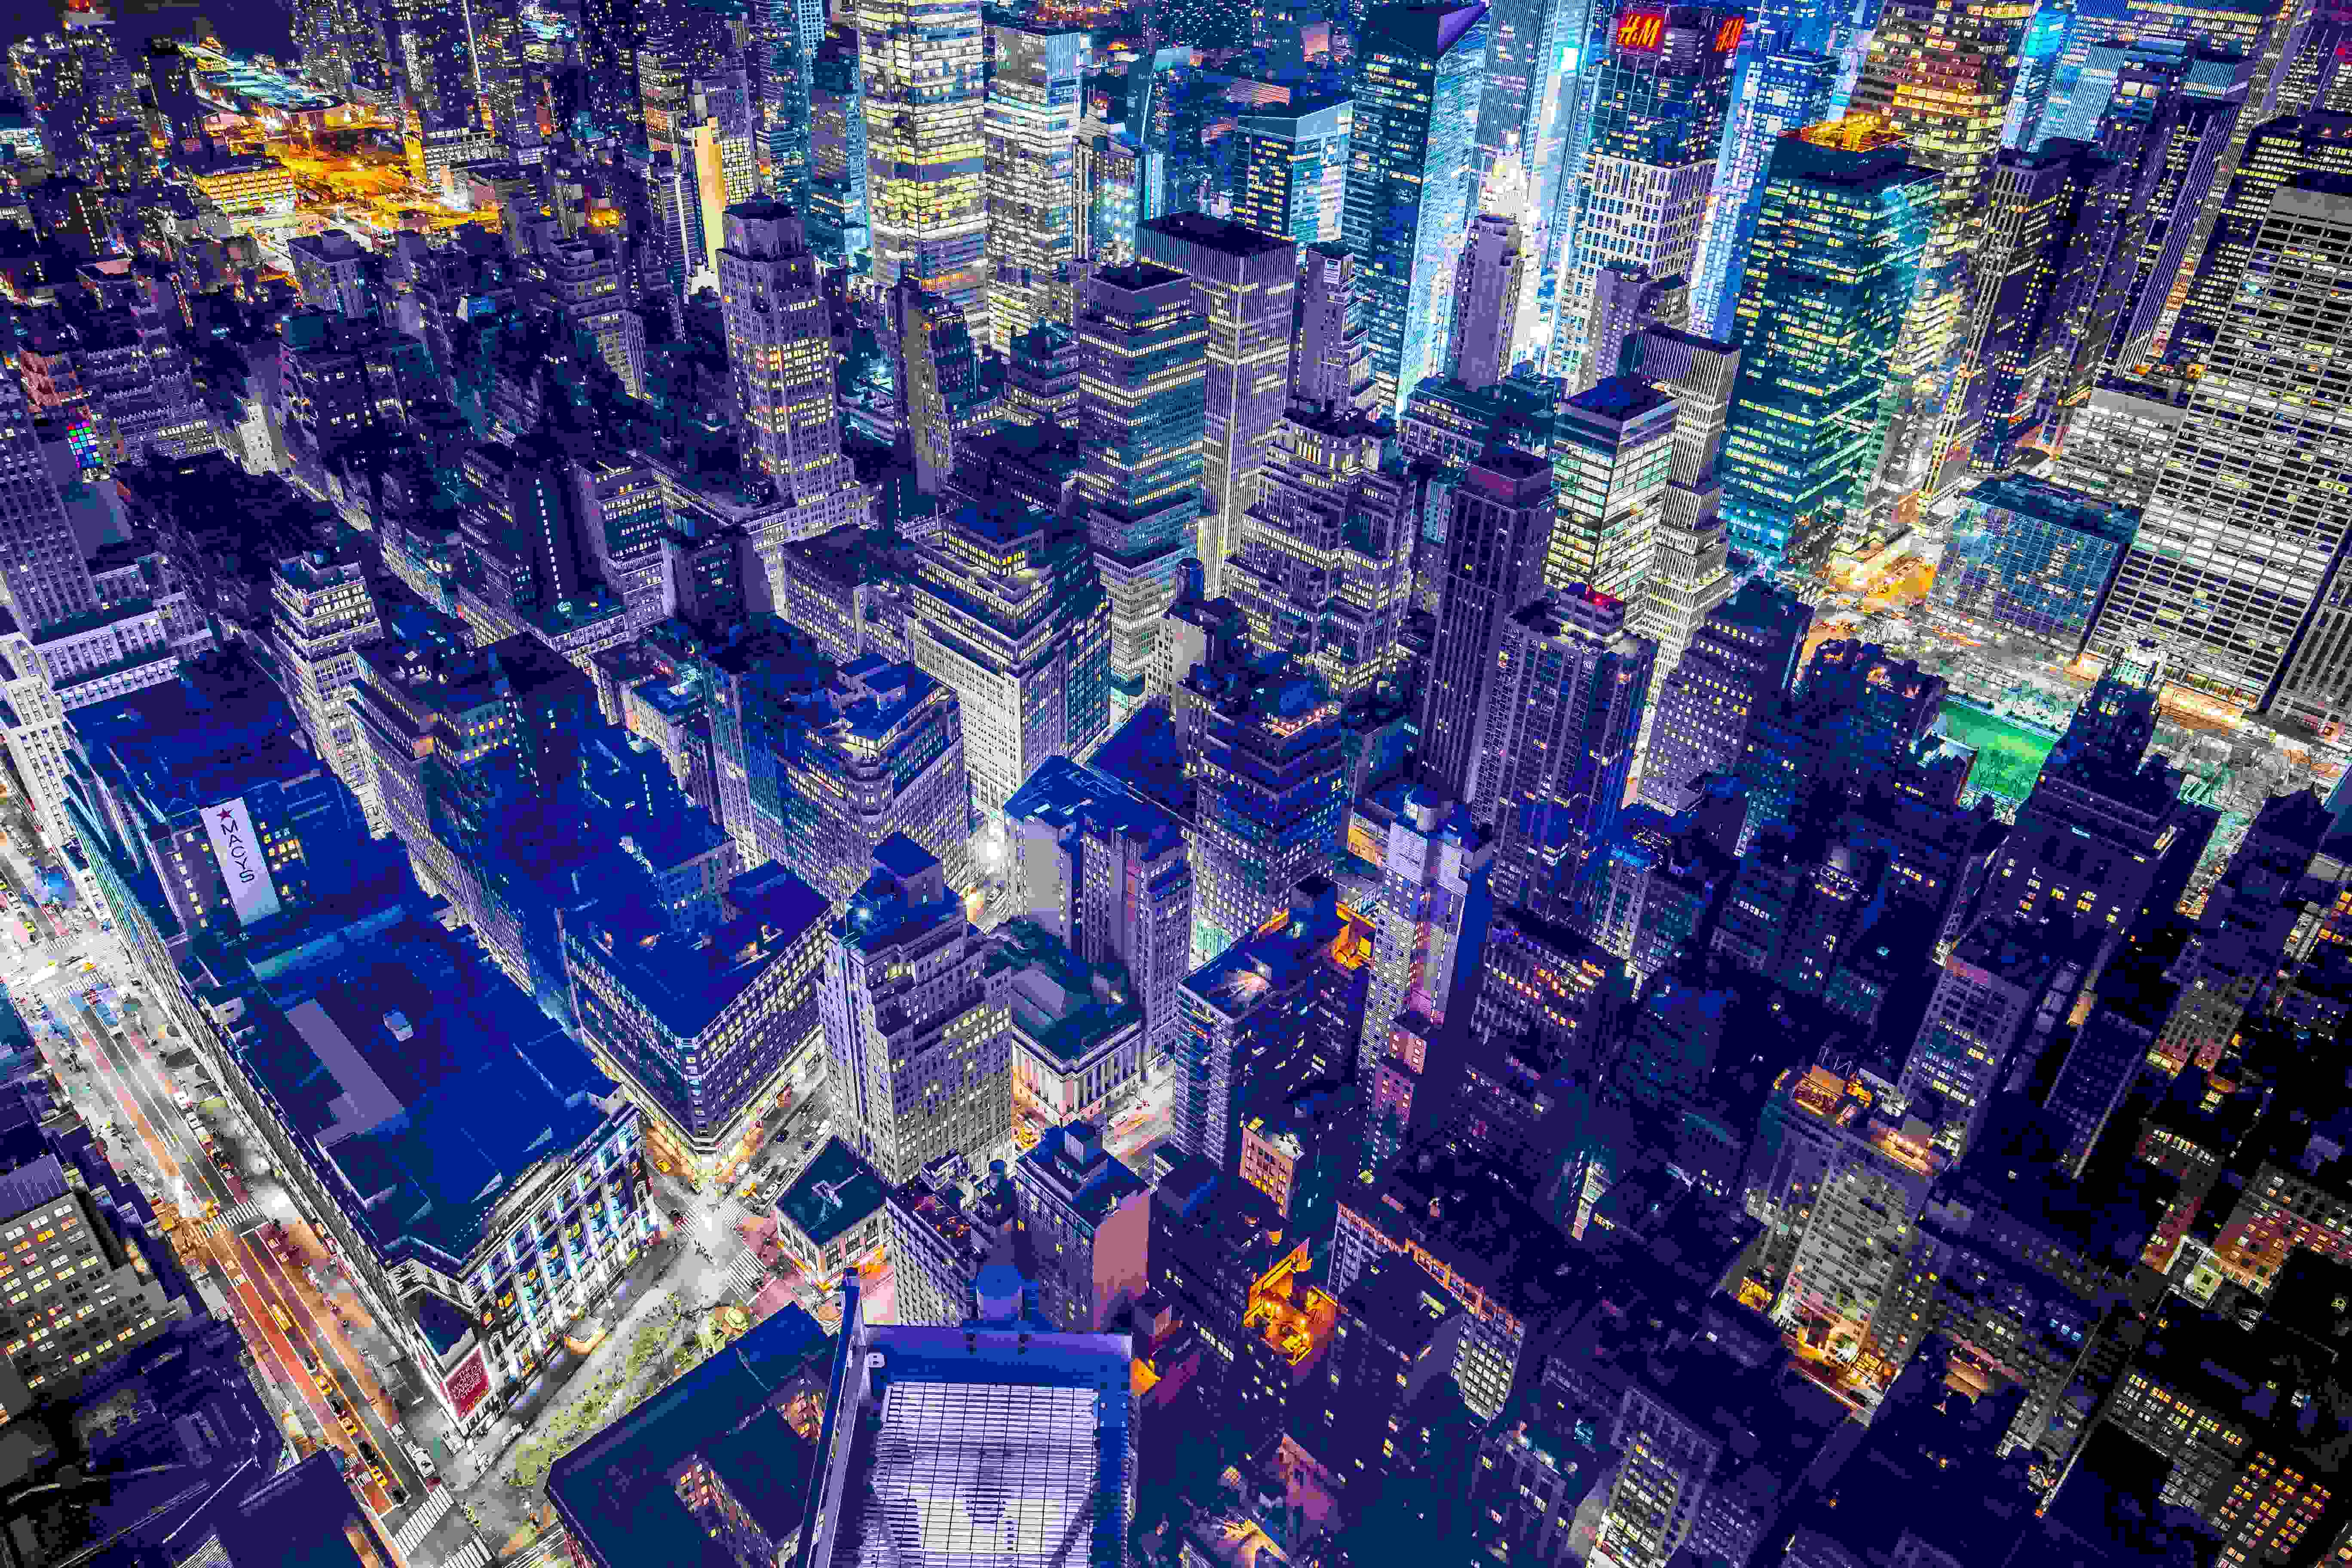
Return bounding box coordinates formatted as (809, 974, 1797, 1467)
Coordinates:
(905, 498, 1113, 819)
(1979, 654, 2215, 986)
(2091, 175, 2352, 719)
(718, 202, 857, 505)
(1626, 326, 1740, 672)
(893, 279, 994, 494)
(270, 553, 387, 834)
(1174, 882, 1369, 1173)
(756, 3, 813, 213)
(822, 839, 1012, 1184)
(389, 0, 493, 137)
(2268, 3, 2352, 114)
(1344, 1, 1489, 417)
(1552, 3, 1743, 387)
(2081, 49, 2245, 380)
(1416, 447, 1556, 802)
(2174, 111, 2352, 366)
(566, 866, 832, 1188)
(2006, 0, 2077, 149)
(1638, 578, 1812, 812)
(1136, 214, 1296, 597)
(1481, 588, 1657, 921)
(579, 0, 649, 142)
(1898, 919, 2092, 1157)
(1188, 658, 1348, 963)
(1546, 375, 1678, 602)
(808, 26, 870, 269)
(1006, 318, 1084, 426)
(1692, 49, 1839, 337)
(1449, 212, 1529, 388)
(1234, 95, 1353, 246)
(1476, 0, 1550, 182)
(983, 24, 1084, 353)
(858, 0, 988, 329)
(1936, 140, 2132, 481)
(2046, 379, 2189, 508)
(0, 376, 100, 635)
(1719, 117, 1939, 575)
(1075, 260, 1210, 723)
(1290, 242, 1378, 415)
(1360, 791, 1493, 1172)
(1004, 757, 1194, 1065)
(1847, 0, 2033, 514)
(1225, 411, 1425, 700)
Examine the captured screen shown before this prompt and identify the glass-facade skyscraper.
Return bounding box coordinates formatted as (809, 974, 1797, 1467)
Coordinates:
(982, 24, 1084, 354)
(1930, 472, 2140, 658)
(1344, 0, 1491, 418)
(858, 0, 988, 330)
(1553, 2, 1743, 385)
(1720, 117, 1939, 574)
(1694, 48, 1839, 337)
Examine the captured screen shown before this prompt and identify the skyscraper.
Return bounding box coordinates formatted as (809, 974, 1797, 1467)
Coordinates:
(2174, 111, 2352, 367)
(1552, 3, 1743, 386)
(1290, 242, 1378, 415)
(1545, 374, 1678, 602)
(1075, 260, 1209, 722)
(2090, 175, 2352, 719)
(1481, 587, 1657, 922)
(1416, 447, 1556, 801)
(821, 839, 1011, 1184)
(905, 498, 1113, 819)
(1234, 95, 1353, 246)
(1719, 117, 1939, 575)
(1344, 1, 1490, 417)
(1638, 578, 1813, 812)
(1935, 139, 2132, 482)
(1846, 0, 2033, 514)
(1224, 410, 1425, 701)
(808, 26, 870, 268)
(1627, 325, 1740, 673)
(1692, 49, 1838, 337)
(0, 373, 99, 634)
(1360, 789, 1493, 1170)
(894, 279, 995, 494)
(1188, 657, 1348, 963)
(1449, 211, 1529, 388)
(858, 0, 988, 328)
(717, 202, 858, 506)
(983, 24, 1084, 353)
(1136, 214, 1296, 598)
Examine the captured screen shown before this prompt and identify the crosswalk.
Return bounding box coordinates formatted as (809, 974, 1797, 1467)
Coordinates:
(220, 1200, 268, 1232)
(724, 1246, 766, 1298)
(438, 1540, 491, 1568)
(387, 1486, 454, 1555)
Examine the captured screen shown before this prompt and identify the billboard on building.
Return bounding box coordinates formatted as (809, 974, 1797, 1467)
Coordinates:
(444, 1347, 491, 1421)
(201, 796, 282, 927)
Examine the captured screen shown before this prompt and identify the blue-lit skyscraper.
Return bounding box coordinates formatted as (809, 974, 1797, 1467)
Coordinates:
(1188, 653, 1348, 965)
(2007, 0, 2077, 148)
(1344, 0, 1490, 417)
(1720, 117, 1938, 574)
(1694, 49, 1838, 336)
(1553, 3, 1744, 385)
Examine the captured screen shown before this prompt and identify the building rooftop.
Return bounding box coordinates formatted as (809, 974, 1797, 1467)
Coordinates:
(776, 1137, 893, 1252)
(548, 1305, 832, 1568)
(989, 922, 1143, 1068)
(226, 917, 619, 1270)
(1017, 1122, 1148, 1228)
(565, 864, 829, 1041)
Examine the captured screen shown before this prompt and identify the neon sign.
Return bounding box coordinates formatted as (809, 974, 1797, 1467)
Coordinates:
(1714, 15, 1746, 51)
(1616, 10, 1665, 48)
